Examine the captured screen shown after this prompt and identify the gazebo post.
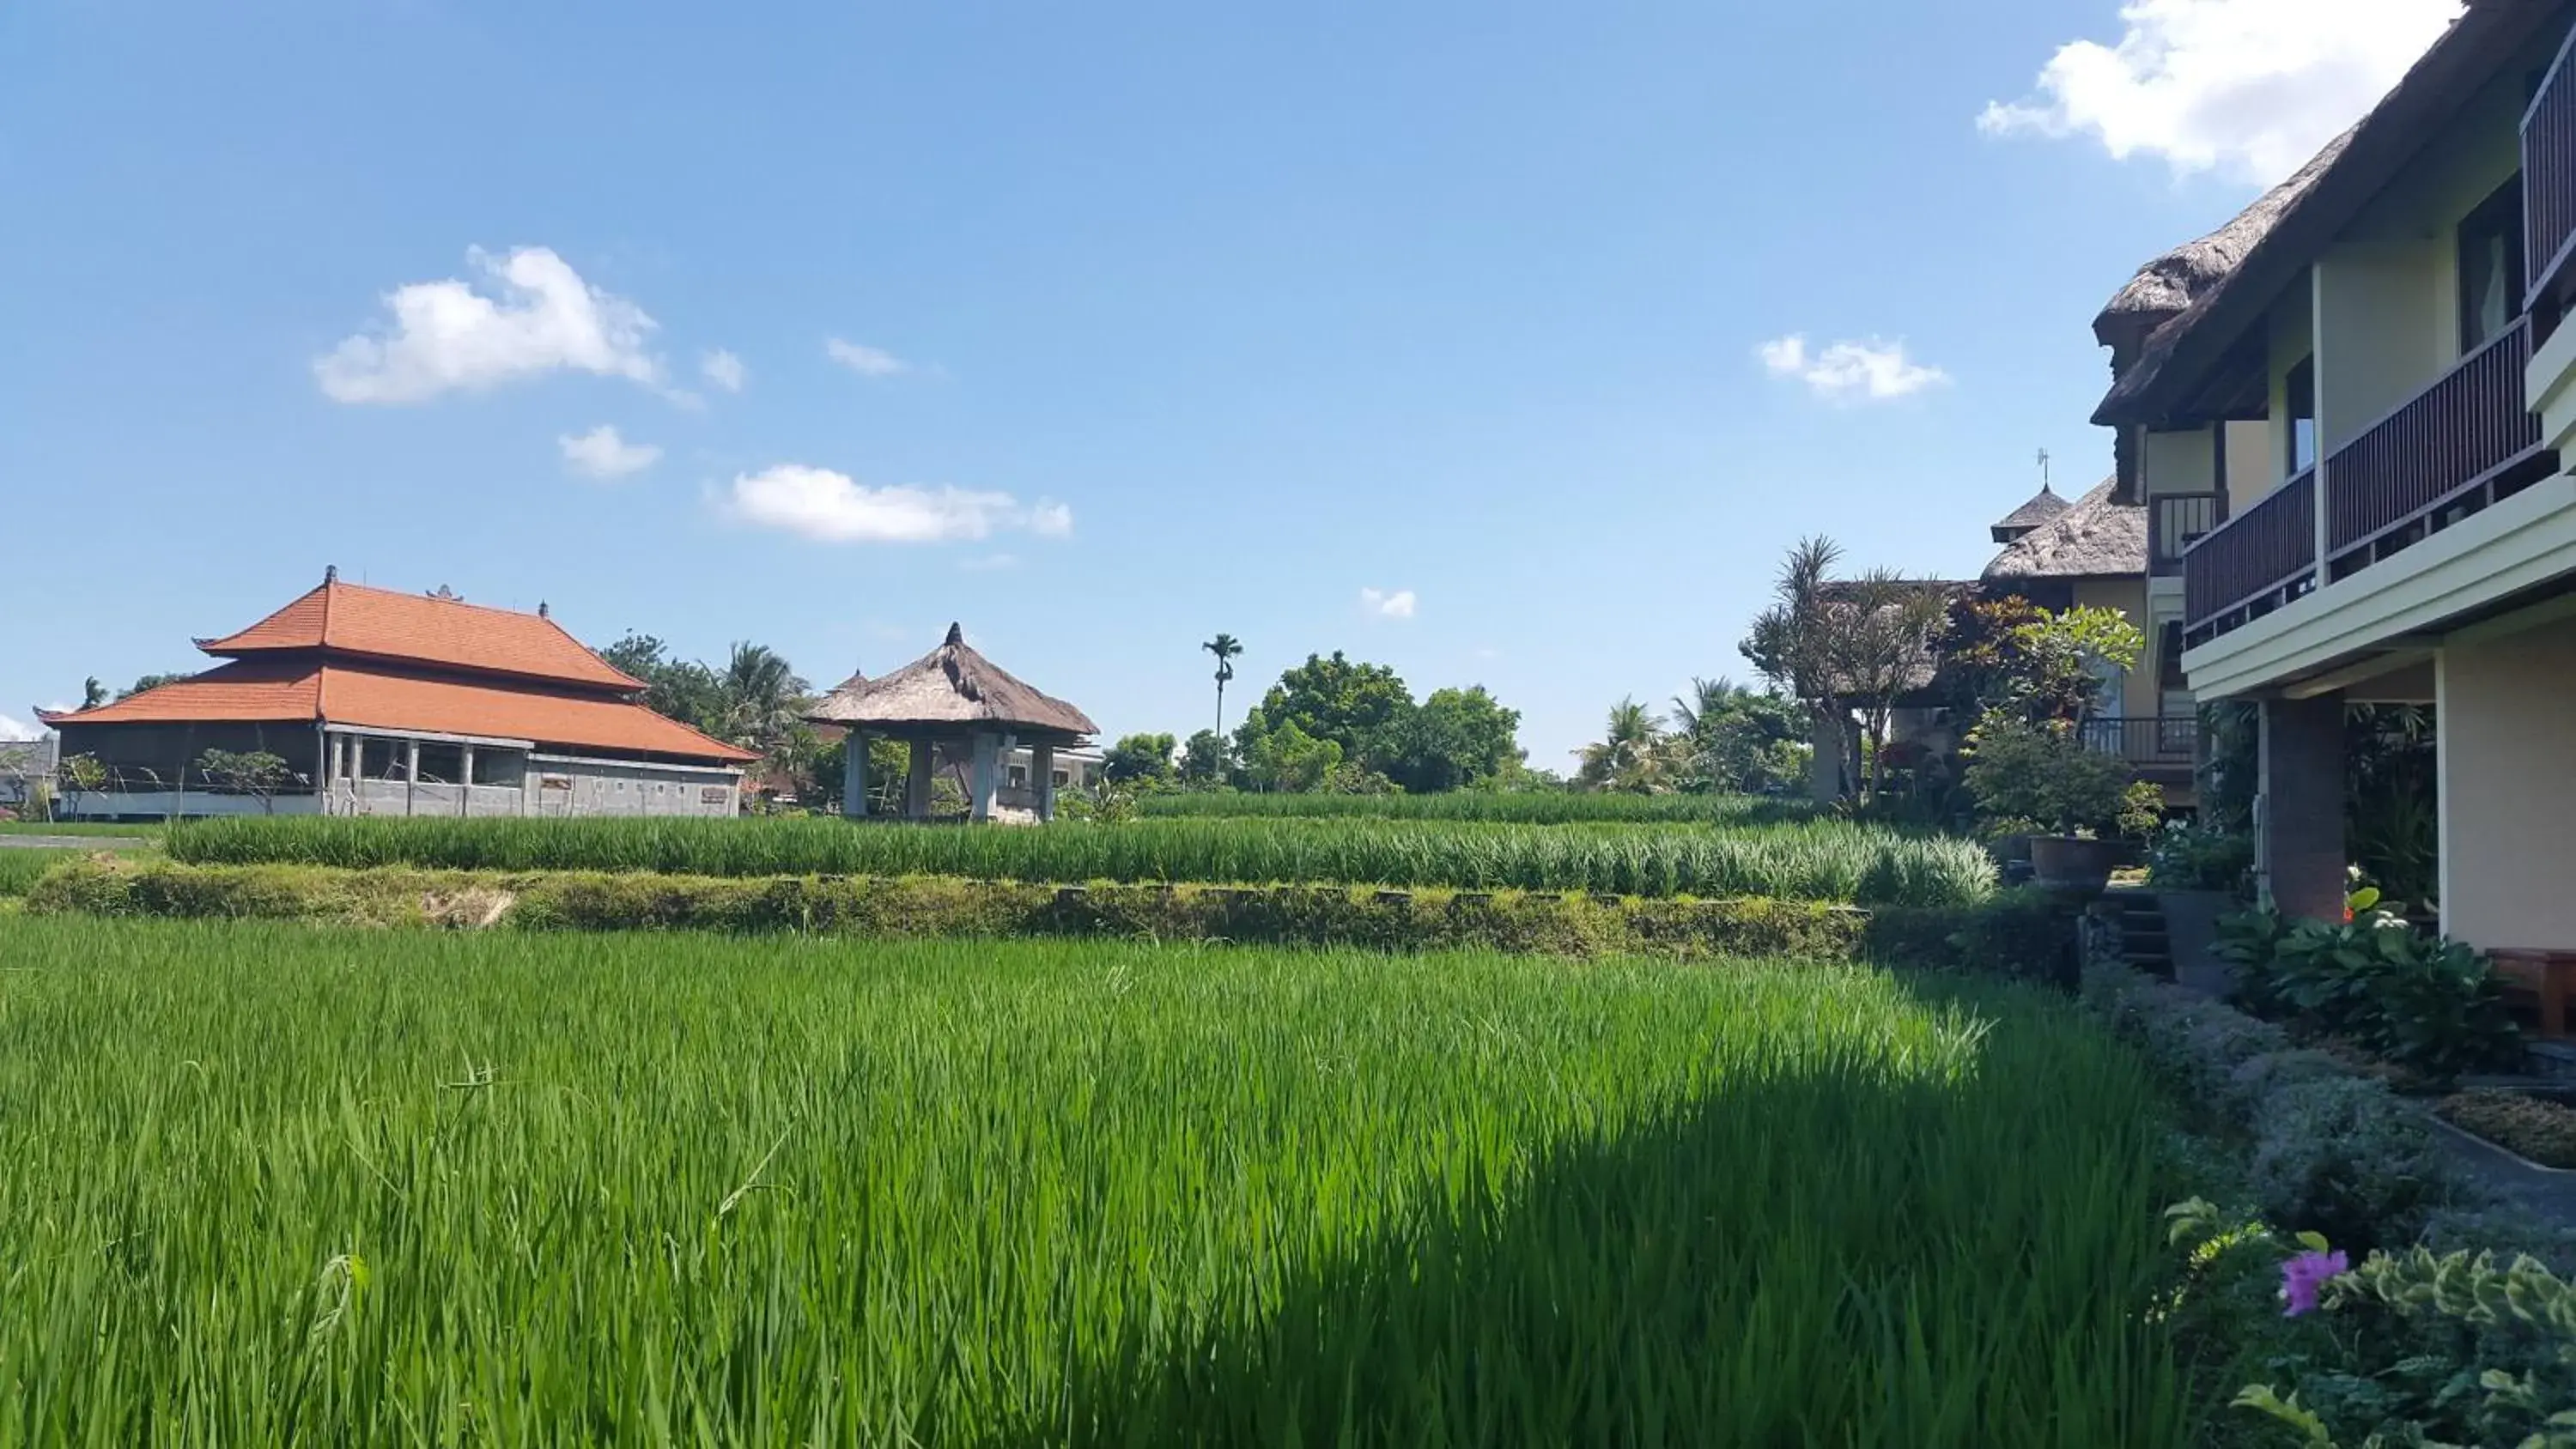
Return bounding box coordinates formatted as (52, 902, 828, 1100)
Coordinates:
(843, 729, 869, 818)
(1032, 741, 1057, 822)
(905, 737, 933, 819)
(969, 730, 1000, 822)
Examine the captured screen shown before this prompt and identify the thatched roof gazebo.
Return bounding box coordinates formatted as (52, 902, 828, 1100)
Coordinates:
(805, 622, 1098, 822)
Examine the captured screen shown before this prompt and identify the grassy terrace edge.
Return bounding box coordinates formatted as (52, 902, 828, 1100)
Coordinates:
(21, 856, 2061, 970)
(164, 815, 1996, 907)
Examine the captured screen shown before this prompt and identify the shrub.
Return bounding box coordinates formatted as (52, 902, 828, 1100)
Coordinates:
(2218, 906, 2521, 1084)
(2144, 821, 2251, 894)
(2438, 1089, 2576, 1169)
(1961, 713, 2136, 837)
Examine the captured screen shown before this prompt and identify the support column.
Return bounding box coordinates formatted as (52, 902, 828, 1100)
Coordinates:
(1032, 742, 1057, 822)
(969, 731, 1000, 822)
(1807, 717, 1844, 803)
(459, 745, 477, 815)
(2257, 694, 2344, 921)
(905, 738, 933, 819)
(404, 738, 422, 817)
(843, 731, 870, 818)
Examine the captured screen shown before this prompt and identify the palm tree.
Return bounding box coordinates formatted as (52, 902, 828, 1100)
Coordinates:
(1577, 697, 1668, 793)
(1202, 634, 1244, 737)
(720, 642, 810, 754)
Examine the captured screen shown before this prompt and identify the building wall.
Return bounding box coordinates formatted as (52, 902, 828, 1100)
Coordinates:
(2072, 577, 2161, 722)
(2142, 427, 2217, 496)
(2265, 280, 2318, 489)
(2439, 616, 2576, 949)
(2317, 242, 2447, 455)
(2223, 419, 2273, 517)
(524, 755, 738, 817)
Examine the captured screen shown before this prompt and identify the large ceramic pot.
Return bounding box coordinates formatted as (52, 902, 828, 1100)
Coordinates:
(2029, 835, 2123, 895)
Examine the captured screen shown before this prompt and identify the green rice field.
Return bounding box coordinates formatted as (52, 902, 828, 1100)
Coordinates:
(0, 919, 2190, 1446)
(0, 848, 78, 896)
(167, 815, 1996, 906)
(1138, 790, 1818, 825)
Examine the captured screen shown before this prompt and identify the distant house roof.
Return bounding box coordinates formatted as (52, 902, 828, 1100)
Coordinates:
(197, 575, 644, 690)
(2093, 0, 2561, 427)
(1991, 485, 2071, 543)
(805, 623, 1097, 739)
(40, 658, 755, 763)
(1982, 479, 2147, 581)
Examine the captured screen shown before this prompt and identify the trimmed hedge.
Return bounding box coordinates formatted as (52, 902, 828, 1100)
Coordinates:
(30, 857, 1886, 960)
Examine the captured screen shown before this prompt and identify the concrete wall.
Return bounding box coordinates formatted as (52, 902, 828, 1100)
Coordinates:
(2224, 420, 2272, 516)
(2440, 616, 2576, 949)
(2317, 242, 2447, 455)
(2266, 282, 2318, 487)
(2142, 427, 2216, 497)
(525, 755, 738, 817)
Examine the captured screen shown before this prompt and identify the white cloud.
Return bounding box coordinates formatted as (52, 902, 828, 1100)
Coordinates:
(700, 349, 746, 393)
(1758, 335, 1949, 402)
(723, 464, 1074, 544)
(1978, 0, 2461, 183)
(315, 246, 667, 404)
(0, 711, 40, 741)
(825, 337, 911, 378)
(558, 424, 662, 480)
(1359, 587, 1418, 620)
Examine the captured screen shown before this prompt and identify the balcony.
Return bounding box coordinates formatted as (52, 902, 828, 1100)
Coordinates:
(2527, 21, 2576, 312)
(2324, 317, 2549, 578)
(2183, 469, 2314, 645)
(2078, 716, 2198, 773)
(2149, 492, 2221, 577)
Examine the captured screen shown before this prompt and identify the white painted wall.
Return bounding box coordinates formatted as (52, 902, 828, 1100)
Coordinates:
(2439, 615, 2576, 949)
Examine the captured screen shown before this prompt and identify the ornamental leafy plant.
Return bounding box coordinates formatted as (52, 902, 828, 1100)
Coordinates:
(1960, 712, 2136, 837)
(2216, 902, 2519, 1085)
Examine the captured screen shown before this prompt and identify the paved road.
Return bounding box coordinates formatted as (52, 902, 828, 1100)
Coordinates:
(0, 834, 148, 850)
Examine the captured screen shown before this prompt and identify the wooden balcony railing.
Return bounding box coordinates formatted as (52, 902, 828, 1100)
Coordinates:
(2078, 716, 2199, 767)
(2324, 317, 2547, 573)
(2150, 492, 2221, 577)
(2183, 468, 2314, 640)
(2526, 18, 2576, 312)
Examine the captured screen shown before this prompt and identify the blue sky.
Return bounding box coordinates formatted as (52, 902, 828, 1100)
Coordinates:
(0, 0, 2458, 765)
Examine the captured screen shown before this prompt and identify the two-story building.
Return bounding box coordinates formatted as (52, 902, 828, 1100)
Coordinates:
(2101, 0, 2576, 969)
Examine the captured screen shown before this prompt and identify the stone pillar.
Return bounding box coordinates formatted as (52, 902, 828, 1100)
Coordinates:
(2258, 694, 2345, 921)
(843, 731, 870, 818)
(969, 731, 1000, 822)
(459, 745, 477, 814)
(404, 738, 422, 816)
(905, 738, 934, 818)
(1807, 716, 1844, 803)
(1032, 742, 1057, 822)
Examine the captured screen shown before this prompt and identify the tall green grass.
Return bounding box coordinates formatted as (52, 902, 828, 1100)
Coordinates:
(0, 847, 76, 897)
(0, 919, 2194, 1445)
(1139, 790, 1819, 825)
(167, 815, 1996, 906)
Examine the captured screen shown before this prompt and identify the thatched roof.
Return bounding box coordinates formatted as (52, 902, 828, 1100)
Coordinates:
(1991, 485, 2071, 542)
(1982, 478, 2145, 581)
(802, 623, 1097, 738)
(2094, 0, 2561, 427)
(2090, 132, 2350, 356)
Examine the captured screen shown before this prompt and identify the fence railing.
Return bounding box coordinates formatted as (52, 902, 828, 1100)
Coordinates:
(2150, 492, 2222, 576)
(2324, 317, 2544, 571)
(2525, 17, 2576, 313)
(2184, 468, 2315, 637)
(2077, 716, 2199, 767)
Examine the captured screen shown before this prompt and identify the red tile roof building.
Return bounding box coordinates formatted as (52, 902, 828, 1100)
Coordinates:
(39, 572, 753, 819)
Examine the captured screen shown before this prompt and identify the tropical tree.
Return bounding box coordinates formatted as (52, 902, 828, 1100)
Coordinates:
(1668, 676, 1807, 795)
(80, 677, 106, 711)
(1832, 573, 1956, 803)
(719, 642, 810, 755)
(1178, 729, 1231, 786)
(1575, 698, 1670, 793)
(1103, 732, 1178, 786)
(1202, 634, 1244, 737)
(1741, 537, 1951, 803)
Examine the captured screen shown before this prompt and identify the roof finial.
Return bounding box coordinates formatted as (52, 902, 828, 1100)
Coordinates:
(944, 621, 964, 647)
(324, 564, 338, 584)
(2036, 447, 2053, 492)
(538, 600, 550, 618)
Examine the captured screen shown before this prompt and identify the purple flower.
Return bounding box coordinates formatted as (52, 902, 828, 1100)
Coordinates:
(2279, 1249, 2349, 1317)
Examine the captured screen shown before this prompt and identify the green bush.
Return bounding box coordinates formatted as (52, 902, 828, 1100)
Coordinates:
(2143, 822, 2252, 894)
(2217, 906, 2521, 1084)
(1862, 888, 2081, 986)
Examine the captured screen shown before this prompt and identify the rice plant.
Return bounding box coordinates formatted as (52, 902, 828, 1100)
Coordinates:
(1139, 791, 1821, 825)
(166, 815, 1996, 906)
(0, 847, 77, 897)
(0, 919, 2196, 1446)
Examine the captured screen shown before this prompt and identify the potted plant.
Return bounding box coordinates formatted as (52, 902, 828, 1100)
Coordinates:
(1962, 712, 2138, 894)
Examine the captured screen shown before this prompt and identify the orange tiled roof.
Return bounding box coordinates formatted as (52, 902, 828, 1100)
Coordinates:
(41, 661, 756, 765)
(196, 579, 645, 690)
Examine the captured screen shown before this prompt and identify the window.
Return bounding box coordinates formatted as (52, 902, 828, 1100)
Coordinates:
(1008, 765, 1029, 789)
(1052, 769, 1071, 787)
(2285, 355, 2318, 476)
(2459, 175, 2526, 353)
(2159, 621, 2188, 691)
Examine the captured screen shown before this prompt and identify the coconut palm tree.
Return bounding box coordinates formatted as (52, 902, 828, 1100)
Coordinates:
(720, 642, 810, 754)
(1202, 633, 1244, 737)
(1576, 697, 1668, 793)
